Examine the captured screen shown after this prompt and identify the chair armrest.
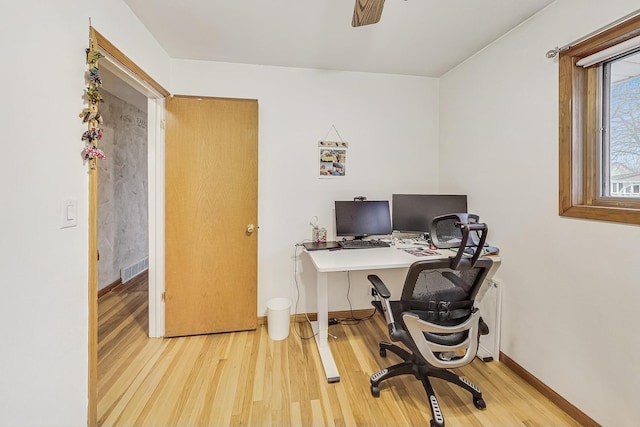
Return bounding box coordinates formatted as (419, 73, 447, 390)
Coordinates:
(367, 275, 391, 298)
(368, 274, 396, 330)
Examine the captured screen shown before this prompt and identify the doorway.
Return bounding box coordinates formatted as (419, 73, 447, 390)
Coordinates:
(89, 28, 169, 426)
(93, 33, 169, 336)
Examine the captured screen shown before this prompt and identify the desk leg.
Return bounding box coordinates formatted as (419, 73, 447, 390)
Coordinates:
(312, 270, 340, 383)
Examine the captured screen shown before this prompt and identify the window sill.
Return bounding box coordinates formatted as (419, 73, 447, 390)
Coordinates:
(560, 204, 640, 225)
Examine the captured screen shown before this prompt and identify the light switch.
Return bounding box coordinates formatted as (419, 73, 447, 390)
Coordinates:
(61, 200, 77, 228)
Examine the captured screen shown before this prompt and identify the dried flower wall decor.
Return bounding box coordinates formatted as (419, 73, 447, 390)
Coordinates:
(81, 28, 106, 167)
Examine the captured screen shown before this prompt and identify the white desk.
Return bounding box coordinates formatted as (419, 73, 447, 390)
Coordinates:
(306, 245, 500, 383)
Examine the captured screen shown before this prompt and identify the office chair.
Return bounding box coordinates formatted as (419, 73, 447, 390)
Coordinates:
(367, 215, 492, 427)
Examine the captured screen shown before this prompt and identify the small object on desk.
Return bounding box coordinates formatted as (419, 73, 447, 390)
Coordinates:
(401, 247, 441, 257)
(450, 245, 500, 256)
(482, 246, 500, 256)
(311, 226, 327, 242)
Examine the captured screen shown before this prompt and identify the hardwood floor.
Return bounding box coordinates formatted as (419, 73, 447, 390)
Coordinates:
(98, 273, 581, 426)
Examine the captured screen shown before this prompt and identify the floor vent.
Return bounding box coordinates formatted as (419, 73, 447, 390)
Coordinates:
(120, 257, 149, 284)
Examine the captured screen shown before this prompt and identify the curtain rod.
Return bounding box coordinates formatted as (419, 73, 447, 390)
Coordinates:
(546, 8, 640, 59)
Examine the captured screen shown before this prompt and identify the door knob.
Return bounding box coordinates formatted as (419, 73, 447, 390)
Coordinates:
(246, 224, 256, 233)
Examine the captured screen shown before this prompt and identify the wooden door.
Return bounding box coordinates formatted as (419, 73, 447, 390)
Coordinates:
(165, 96, 258, 337)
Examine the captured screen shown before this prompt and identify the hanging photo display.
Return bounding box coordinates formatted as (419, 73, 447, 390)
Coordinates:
(318, 140, 348, 178)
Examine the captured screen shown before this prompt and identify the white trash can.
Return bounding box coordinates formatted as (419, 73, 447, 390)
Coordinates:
(267, 297, 291, 341)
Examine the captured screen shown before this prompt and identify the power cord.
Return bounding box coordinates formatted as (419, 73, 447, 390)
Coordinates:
(335, 270, 377, 325)
(292, 242, 318, 340)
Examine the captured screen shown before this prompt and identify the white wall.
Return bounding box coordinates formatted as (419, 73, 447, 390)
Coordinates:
(439, 1, 640, 425)
(171, 60, 439, 315)
(0, 1, 170, 425)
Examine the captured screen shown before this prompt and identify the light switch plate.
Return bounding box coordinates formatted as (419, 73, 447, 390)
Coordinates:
(61, 199, 77, 228)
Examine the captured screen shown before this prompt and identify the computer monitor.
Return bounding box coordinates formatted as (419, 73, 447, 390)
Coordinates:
(392, 194, 468, 234)
(335, 200, 392, 239)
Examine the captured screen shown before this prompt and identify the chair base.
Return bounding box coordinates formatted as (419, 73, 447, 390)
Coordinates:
(370, 341, 486, 427)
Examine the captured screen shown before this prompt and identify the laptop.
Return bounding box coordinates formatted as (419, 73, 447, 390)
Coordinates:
(302, 241, 341, 251)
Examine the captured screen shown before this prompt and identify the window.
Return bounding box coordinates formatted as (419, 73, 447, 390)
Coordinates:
(559, 14, 640, 224)
(604, 51, 640, 199)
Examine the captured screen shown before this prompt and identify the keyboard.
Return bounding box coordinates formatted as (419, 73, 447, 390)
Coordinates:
(339, 240, 390, 249)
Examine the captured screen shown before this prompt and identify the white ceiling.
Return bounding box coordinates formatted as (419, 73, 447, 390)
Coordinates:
(123, 0, 555, 78)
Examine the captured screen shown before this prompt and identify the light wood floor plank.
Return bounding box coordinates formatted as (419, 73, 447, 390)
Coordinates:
(98, 272, 584, 426)
(174, 336, 220, 426)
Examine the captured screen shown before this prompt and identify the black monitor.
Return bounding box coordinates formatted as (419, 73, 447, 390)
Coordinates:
(392, 194, 468, 233)
(335, 200, 392, 239)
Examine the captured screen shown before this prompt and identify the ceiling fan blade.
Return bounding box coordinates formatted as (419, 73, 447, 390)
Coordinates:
(352, 0, 385, 27)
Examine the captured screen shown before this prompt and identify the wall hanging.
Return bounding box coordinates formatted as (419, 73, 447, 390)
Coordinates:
(80, 27, 106, 167)
(318, 125, 348, 178)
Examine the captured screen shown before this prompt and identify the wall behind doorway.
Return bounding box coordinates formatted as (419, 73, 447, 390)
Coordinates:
(98, 89, 149, 290)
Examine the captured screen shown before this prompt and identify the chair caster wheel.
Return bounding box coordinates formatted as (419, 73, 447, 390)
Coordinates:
(371, 385, 380, 397)
(473, 397, 486, 410)
(379, 348, 387, 357)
